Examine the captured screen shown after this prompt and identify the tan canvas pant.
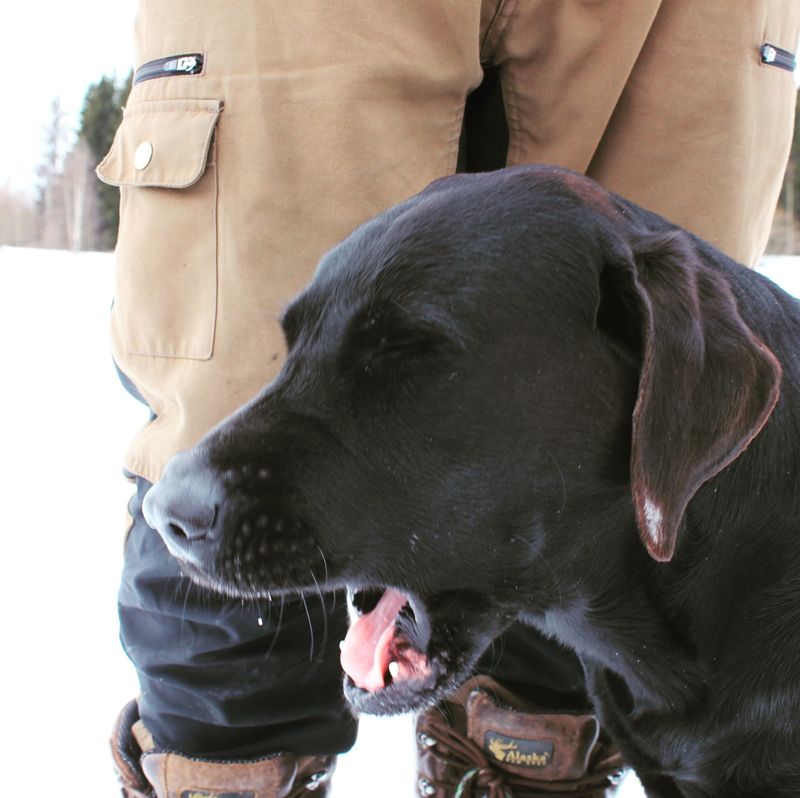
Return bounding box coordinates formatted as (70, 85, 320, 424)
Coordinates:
(99, 0, 799, 485)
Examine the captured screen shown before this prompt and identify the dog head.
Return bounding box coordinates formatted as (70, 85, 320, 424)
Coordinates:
(143, 165, 780, 713)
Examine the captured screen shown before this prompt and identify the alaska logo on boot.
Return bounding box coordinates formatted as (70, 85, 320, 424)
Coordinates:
(485, 731, 554, 768)
(182, 791, 255, 798)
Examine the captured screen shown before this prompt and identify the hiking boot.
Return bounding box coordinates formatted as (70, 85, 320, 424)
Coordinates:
(415, 676, 624, 797)
(111, 699, 337, 798)
(111, 699, 153, 798)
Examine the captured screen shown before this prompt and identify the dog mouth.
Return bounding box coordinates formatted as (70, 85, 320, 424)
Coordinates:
(341, 586, 444, 706)
(342, 587, 431, 690)
(341, 586, 503, 714)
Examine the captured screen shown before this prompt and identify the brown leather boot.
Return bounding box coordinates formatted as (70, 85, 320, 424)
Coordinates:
(111, 699, 337, 798)
(415, 676, 624, 797)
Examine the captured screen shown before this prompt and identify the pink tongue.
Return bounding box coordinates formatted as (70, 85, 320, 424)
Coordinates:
(340, 589, 409, 691)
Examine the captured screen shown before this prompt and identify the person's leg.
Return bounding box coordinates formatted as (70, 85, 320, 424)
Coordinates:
(106, 2, 488, 794)
(417, 3, 799, 795)
(587, 0, 800, 266)
(102, 0, 486, 486)
(491, 0, 799, 266)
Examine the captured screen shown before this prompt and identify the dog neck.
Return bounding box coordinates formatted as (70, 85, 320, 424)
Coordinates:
(523, 583, 706, 719)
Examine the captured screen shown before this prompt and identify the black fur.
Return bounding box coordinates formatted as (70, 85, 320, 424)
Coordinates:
(144, 166, 800, 797)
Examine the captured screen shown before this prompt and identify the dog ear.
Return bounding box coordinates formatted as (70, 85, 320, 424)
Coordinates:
(599, 231, 781, 562)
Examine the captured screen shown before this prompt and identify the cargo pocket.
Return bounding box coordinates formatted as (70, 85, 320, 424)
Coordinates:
(97, 98, 223, 360)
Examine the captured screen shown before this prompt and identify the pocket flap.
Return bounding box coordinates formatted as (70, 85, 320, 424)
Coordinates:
(97, 98, 222, 189)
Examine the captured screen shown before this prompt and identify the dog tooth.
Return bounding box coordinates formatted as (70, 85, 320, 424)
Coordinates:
(388, 661, 400, 679)
(339, 641, 345, 651)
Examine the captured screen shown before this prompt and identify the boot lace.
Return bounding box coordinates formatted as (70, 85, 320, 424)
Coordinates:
(420, 714, 623, 797)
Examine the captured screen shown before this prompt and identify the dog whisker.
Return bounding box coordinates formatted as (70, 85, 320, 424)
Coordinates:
(299, 591, 315, 662)
(310, 569, 328, 657)
(177, 575, 195, 649)
(261, 596, 285, 665)
(316, 545, 329, 583)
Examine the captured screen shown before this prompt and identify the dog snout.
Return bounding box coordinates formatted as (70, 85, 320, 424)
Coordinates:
(143, 451, 223, 565)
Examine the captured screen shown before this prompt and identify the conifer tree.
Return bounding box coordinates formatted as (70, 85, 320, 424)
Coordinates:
(79, 72, 132, 250)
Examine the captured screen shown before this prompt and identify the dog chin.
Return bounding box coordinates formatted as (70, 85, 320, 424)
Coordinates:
(339, 585, 496, 715)
(342, 662, 474, 715)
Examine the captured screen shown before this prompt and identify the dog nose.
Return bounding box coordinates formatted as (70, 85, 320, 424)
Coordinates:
(142, 451, 223, 564)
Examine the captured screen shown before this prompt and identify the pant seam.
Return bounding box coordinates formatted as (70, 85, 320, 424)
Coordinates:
(481, 0, 517, 64)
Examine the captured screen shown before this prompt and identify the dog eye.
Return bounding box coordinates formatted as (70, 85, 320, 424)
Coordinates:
(343, 305, 444, 373)
(359, 328, 438, 365)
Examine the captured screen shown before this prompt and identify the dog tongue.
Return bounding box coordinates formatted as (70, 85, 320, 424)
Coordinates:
(340, 589, 409, 691)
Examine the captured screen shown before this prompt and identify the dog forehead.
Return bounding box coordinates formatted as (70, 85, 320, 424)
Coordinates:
(308, 215, 468, 314)
(298, 166, 619, 336)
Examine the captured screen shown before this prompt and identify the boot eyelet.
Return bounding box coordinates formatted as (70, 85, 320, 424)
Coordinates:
(306, 770, 330, 790)
(418, 776, 437, 796)
(416, 731, 437, 749)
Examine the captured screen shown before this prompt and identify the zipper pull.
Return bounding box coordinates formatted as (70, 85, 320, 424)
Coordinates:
(760, 43, 796, 73)
(133, 53, 205, 85)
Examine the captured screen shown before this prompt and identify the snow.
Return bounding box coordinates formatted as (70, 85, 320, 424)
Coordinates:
(1, 245, 795, 797)
(758, 255, 800, 299)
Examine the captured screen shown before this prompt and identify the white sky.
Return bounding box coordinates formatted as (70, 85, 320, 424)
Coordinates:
(0, 1, 137, 198)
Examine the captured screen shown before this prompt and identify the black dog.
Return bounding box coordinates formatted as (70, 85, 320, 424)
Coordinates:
(143, 165, 800, 797)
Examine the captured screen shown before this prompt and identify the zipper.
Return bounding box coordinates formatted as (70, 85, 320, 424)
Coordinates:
(133, 53, 205, 85)
(760, 43, 796, 73)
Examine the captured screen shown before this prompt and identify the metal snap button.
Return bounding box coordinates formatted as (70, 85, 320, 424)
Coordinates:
(134, 141, 153, 170)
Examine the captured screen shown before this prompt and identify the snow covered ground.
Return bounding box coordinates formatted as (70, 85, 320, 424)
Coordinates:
(1, 245, 796, 797)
